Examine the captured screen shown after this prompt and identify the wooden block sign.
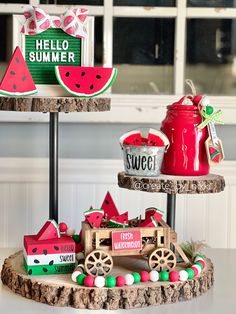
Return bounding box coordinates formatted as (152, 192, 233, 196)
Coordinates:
(112, 230, 142, 252)
(25, 28, 81, 85)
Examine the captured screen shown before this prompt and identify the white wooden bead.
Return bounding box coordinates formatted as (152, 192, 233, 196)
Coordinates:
(66, 228, 75, 236)
(76, 252, 85, 261)
(94, 276, 105, 288)
(149, 270, 159, 282)
(179, 270, 188, 282)
(125, 274, 134, 286)
(71, 269, 83, 282)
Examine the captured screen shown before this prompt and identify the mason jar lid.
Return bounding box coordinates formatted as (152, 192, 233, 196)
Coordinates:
(167, 96, 200, 111)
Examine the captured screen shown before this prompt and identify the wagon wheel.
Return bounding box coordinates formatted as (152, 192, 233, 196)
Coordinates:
(85, 250, 113, 276)
(148, 248, 176, 271)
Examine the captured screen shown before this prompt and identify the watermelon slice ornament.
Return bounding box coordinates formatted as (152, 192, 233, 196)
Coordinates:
(36, 220, 61, 241)
(108, 212, 129, 228)
(84, 209, 104, 229)
(101, 192, 120, 220)
(55, 66, 117, 97)
(0, 46, 37, 96)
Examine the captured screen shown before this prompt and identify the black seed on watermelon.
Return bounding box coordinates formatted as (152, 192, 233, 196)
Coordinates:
(96, 216, 99, 219)
(105, 200, 109, 205)
(54, 246, 59, 251)
(49, 260, 54, 266)
(43, 249, 47, 255)
(28, 269, 32, 275)
(13, 84, 17, 90)
(90, 84, 94, 90)
(65, 72, 70, 77)
(75, 84, 80, 88)
(42, 267, 48, 272)
(34, 259, 40, 264)
(10, 71, 15, 75)
(96, 75, 101, 79)
(15, 57, 20, 63)
(81, 71, 85, 76)
(22, 76, 26, 81)
(32, 248, 37, 253)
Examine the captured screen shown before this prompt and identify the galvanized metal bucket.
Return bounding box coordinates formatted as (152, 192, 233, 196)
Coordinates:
(122, 144, 166, 177)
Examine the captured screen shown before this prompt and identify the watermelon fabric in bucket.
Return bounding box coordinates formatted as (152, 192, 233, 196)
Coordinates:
(147, 129, 169, 147)
(55, 66, 117, 97)
(84, 209, 104, 228)
(0, 46, 37, 96)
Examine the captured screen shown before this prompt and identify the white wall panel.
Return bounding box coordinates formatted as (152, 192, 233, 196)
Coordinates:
(0, 158, 235, 249)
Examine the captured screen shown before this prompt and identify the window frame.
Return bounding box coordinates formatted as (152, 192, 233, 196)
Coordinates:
(0, 0, 235, 123)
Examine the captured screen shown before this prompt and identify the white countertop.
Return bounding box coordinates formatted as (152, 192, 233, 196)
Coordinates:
(0, 248, 236, 314)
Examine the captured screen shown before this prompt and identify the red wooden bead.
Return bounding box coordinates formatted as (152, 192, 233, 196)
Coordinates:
(169, 271, 179, 282)
(197, 260, 205, 269)
(84, 275, 94, 287)
(140, 271, 149, 282)
(116, 276, 125, 287)
(59, 222, 68, 233)
(191, 266, 198, 277)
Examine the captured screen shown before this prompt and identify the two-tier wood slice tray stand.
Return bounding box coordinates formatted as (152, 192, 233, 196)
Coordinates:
(0, 97, 225, 309)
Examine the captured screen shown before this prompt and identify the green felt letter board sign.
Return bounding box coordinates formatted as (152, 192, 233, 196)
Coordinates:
(25, 28, 81, 84)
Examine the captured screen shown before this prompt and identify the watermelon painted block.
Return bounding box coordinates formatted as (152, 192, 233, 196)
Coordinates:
(84, 208, 104, 229)
(24, 234, 75, 275)
(101, 192, 119, 220)
(108, 211, 129, 228)
(55, 66, 117, 97)
(23, 258, 75, 276)
(209, 145, 222, 163)
(36, 219, 60, 241)
(147, 128, 169, 147)
(0, 46, 37, 96)
(145, 207, 164, 222)
(24, 234, 75, 256)
(119, 130, 142, 146)
(139, 215, 159, 228)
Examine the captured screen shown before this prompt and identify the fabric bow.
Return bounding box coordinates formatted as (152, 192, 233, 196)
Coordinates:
(197, 108, 224, 129)
(21, 5, 88, 38)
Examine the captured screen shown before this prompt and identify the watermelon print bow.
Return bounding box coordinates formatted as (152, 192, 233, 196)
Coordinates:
(197, 108, 224, 129)
(21, 5, 88, 38)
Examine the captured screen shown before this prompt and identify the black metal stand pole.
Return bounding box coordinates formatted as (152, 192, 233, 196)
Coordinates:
(49, 112, 58, 222)
(166, 194, 176, 229)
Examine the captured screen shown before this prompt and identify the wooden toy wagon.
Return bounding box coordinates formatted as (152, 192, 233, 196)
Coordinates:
(81, 219, 189, 276)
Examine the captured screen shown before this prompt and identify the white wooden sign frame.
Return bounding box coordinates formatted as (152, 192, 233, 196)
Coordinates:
(12, 14, 94, 97)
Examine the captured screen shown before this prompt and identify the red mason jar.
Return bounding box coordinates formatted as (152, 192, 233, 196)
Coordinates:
(160, 97, 209, 176)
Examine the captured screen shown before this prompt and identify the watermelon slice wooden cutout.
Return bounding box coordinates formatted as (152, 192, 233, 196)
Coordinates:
(139, 215, 159, 228)
(145, 207, 164, 221)
(108, 211, 129, 228)
(36, 220, 60, 241)
(55, 66, 117, 97)
(101, 191, 119, 220)
(119, 130, 143, 146)
(84, 209, 104, 228)
(0, 46, 37, 96)
(147, 128, 169, 147)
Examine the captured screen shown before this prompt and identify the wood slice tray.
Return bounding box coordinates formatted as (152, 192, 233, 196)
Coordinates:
(1, 251, 214, 310)
(118, 172, 225, 194)
(0, 96, 110, 113)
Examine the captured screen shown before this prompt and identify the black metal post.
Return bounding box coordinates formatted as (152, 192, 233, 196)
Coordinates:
(49, 112, 58, 222)
(166, 194, 176, 229)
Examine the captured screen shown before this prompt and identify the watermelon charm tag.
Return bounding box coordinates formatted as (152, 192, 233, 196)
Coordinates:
(197, 97, 224, 166)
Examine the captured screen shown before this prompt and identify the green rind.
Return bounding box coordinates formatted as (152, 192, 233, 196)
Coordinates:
(151, 216, 159, 227)
(84, 209, 104, 215)
(108, 219, 129, 228)
(0, 89, 38, 97)
(145, 207, 164, 215)
(23, 258, 75, 275)
(50, 219, 61, 238)
(55, 66, 117, 98)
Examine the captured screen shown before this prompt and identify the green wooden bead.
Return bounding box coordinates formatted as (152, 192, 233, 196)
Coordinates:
(132, 272, 141, 283)
(72, 234, 81, 243)
(206, 105, 214, 115)
(159, 271, 169, 281)
(76, 273, 86, 285)
(105, 276, 116, 288)
(185, 268, 195, 279)
(194, 261, 203, 269)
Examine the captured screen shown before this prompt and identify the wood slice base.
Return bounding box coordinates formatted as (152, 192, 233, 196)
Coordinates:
(118, 171, 225, 194)
(0, 97, 110, 112)
(1, 251, 214, 310)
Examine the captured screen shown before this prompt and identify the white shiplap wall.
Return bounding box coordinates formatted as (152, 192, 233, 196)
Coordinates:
(0, 158, 235, 249)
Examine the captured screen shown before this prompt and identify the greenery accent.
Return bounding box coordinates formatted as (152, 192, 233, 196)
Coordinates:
(180, 239, 208, 262)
